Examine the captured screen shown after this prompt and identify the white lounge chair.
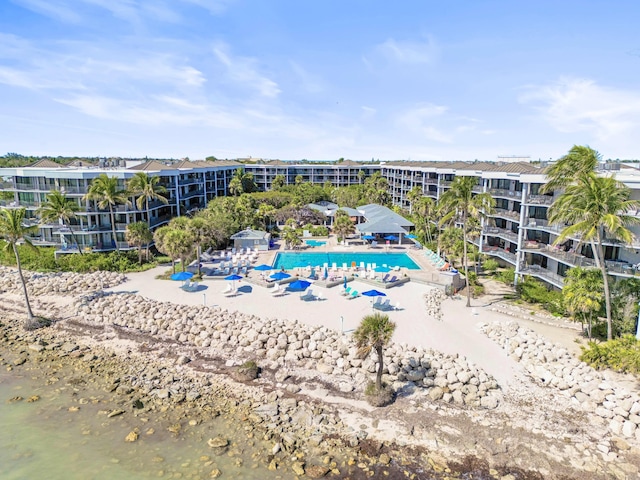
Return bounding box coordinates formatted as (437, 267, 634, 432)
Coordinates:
(223, 287, 238, 297)
(300, 289, 316, 301)
(221, 283, 233, 294)
(316, 291, 324, 301)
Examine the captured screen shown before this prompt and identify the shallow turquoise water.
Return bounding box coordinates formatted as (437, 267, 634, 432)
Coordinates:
(0, 370, 285, 480)
(273, 252, 419, 270)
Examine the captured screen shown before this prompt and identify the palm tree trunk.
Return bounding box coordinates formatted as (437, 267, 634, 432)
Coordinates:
(145, 198, 151, 262)
(109, 206, 119, 252)
(66, 223, 84, 255)
(138, 245, 143, 265)
(375, 344, 384, 391)
(13, 243, 36, 328)
(196, 245, 202, 277)
(462, 215, 471, 308)
(596, 233, 613, 341)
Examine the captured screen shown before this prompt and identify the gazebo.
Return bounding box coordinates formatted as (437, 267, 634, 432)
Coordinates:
(230, 229, 271, 251)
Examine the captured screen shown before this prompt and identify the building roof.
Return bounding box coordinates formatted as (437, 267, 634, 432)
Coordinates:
(128, 160, 176, 171)
(355, 218, 409, 234)
(338, 206, 362, 217)
(230, 228, 270, 240)
(356, 204, 414, 228)
(27, 159, 64, 168)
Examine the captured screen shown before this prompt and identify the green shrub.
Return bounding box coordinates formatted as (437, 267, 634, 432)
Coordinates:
(517, 277, 566, 316)
(580, 335, 640, 375)
(364, 381, 395, 407)
(483, 258, 499, 273)
(0, 243, 58, 271)
(497, 267, 515, 285)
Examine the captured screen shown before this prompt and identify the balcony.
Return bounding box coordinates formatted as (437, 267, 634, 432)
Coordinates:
(481, 245, 517, 265)
(483, 226, 518, 243)
(522, 244, 596, 268)
(489, 188, 520, 199)
(526, 194, 554, 206)
(605, 261, 640, 278)
(519, 265, 565, 289)
(492, 208, 520, 222)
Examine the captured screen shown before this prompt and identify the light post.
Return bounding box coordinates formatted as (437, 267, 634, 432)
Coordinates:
(203, 293, 207, 306)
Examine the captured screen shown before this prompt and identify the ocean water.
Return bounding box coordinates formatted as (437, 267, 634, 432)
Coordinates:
(0, 369, 286, 480)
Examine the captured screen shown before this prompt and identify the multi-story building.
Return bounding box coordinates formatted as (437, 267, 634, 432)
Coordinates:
(1, 157, 639, 289)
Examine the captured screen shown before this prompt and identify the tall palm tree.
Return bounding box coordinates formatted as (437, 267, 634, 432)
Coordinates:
(0, 208, 38, 329)
(548, 173, 640, 340)
(127, 172, 169, 226)
(438, 176, 495, 307)
(541, 145, 600, 194)
(187, 216, 212, 277)
(83, 174, 130, 252)
(412, 196, 436, 243)
(37, 190, 83, 255)
(353, 313, 396, 391)
(153, 225, 194, 274)
(406, 186, 422, 214)
(125, 221, 153, 265)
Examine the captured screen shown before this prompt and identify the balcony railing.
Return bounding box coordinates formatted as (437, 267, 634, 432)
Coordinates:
(519, 266, 565, 288)
(483, 226, 518, 243)
(492, 208, 520, 222)
(526, 194, 554, 206)
(489, 188, 520, 198)
(522, 244, 596, 268)
(481, 246, 517, 265)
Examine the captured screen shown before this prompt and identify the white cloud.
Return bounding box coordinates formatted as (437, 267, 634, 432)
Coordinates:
(212, 42, 280, 98)
(374, 36, 439, 64)
(395, 103, 453, 143)
(519, 77, 640, 140)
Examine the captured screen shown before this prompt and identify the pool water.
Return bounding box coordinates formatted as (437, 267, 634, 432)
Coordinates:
(273, 252, 420, 270)
(304, 240, 327, 247)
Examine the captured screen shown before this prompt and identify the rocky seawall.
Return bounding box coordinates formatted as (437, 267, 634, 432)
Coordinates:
(1, 266, 640, 479)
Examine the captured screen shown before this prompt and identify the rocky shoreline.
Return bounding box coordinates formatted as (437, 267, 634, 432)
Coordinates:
(1, 267, 640, 479)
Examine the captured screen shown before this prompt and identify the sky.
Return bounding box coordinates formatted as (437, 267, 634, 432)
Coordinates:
(1, 1, 640, 162)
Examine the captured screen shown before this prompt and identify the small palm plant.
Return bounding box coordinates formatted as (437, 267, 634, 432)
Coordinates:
(353, 312, 396, 406)
(37, 190, 83, 254)
(0, 208, 39, 329)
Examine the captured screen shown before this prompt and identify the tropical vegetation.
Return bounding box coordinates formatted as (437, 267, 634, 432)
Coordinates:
(83, 174, 130, 252)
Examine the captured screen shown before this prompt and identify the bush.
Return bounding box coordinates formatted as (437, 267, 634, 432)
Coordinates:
(364, 381, 395, 407)
(580, 335, 640, 375)
(517, 277, 566, 316)
(482, 258, 499, 274)
(496, 267, 515, 285)
(233, 360, 260, 381)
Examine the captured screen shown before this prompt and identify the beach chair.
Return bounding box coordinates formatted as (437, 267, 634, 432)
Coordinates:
(342, 263, 348, 272)
(240, 266, 248, 275)
(346, 290, 359, 300)
(271, 284, 286, 296)
(381, 274, 390, 283)
(388, 275, 398, 283)
(394, 301, 402, 311)
(300, 289, 316, 301)
(221, 283, 233, 294)
(316, 291, 324, 301)
(223, 287, 238, 297)
(369, 270, 376, 280)
(341, 285, 352, 296)
(439, 263, 450, 271)
(331, 263, 338, 273)
(359, 261, 365, 271)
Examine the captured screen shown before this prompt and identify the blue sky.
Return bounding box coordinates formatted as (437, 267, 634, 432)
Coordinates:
(1, 1, 640, 161)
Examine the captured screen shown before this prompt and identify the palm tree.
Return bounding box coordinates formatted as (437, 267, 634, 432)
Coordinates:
(353, 313, 396, 391)
(127, 172, 168, 226)
(37, 190, 83, 255)
(256, 203, 276, 231)
(0, 208, 38, 329)
(186, 216, 211, 277)
(333, 210, 354, 244)
(563, 267, 603, 339)
(282, 227, 302, 250)
(548, 173, 640, 340)
(125, 222, 152, 265)
(83, 174, 130, 252)
(229, 168, 257, 196)
(412, 196, 436, 243)
(357, 169, 366, 185)
(153, 225, 194, 274)
(438, 176, 495, 307)
(407, 186, 422, 214)
(541, 145, 600, 194)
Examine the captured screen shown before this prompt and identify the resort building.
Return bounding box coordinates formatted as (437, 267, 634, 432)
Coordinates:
(1, 157, 640, 289)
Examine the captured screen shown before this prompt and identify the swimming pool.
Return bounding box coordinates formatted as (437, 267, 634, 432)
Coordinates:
(273, 252, 420, 270)
(304, 239, 327, 247)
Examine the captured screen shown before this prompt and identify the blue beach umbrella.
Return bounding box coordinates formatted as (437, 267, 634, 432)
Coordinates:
(384, 235, 398, 241)
(343, 276, 348, 288)
(362, 289, 386, 297)
(362, 235, 375, 240)
(254, 264, 273, 271)
(406, 234, 417, 239)
(323, 266, 328, 279)
(171, 271, 194, 281)
(224, 274, 243, 288)
(270, 271, 291, 281)
(288, 279, 311, 292)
